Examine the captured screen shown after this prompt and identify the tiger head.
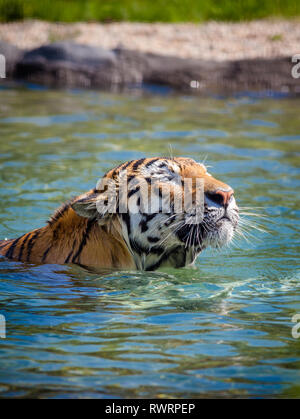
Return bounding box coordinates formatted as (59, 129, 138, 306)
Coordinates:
(72, 157, 239, 271)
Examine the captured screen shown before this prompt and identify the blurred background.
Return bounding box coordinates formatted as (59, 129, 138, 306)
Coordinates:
(0, 0, 300, 22)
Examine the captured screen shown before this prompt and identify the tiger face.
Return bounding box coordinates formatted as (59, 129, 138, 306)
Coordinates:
(73, 157, 239, 271)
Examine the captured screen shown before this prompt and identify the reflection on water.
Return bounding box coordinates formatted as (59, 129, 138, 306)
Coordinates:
(0, 85, 299, 398)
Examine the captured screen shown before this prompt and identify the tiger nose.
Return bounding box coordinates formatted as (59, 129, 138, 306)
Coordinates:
(214, 189, 234, 207)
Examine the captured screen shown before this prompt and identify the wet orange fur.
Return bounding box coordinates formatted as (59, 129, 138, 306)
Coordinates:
(0, 157, 233, 269)
(0, 205, 135, 268)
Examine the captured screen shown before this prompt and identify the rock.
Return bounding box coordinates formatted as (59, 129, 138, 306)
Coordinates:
(4, 41, 299, 95)
(115, 49, 299, 94)
(0, 41, 24, 77)
(22, 41, 116, 66)
(15, 41, 142, 88)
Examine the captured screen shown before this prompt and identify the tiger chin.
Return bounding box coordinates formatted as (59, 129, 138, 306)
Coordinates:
(0, 157, 239, 271)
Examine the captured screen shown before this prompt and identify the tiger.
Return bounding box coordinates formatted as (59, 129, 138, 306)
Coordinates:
(0, 157, 239, 271)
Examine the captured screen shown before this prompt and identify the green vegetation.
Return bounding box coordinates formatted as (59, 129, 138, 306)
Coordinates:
(0, 0, 300, 23)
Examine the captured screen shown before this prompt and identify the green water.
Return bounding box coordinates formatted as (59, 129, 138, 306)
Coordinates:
(0, 85, 299, 398)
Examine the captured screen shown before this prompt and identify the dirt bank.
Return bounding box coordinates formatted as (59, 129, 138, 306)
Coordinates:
(0, 19, 299, 61)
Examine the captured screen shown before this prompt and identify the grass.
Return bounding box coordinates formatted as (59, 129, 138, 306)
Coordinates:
(0, 0, 300, 23)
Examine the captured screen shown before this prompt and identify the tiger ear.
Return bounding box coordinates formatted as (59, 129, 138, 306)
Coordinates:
(71, 180, 117, 222)
(71, 191, 100, 219)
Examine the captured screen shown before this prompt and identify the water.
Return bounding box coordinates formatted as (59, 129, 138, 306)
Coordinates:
(0, 84, 299, 398)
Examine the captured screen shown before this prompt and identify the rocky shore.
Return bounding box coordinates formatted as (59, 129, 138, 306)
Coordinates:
(0, 20, 300, 94)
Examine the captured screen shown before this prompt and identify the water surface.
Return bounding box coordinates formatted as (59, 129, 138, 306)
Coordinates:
(0, 85, 299, 398)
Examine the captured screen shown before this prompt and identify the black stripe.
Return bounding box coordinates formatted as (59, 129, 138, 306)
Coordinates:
(139, 213, 156, 233)
(71, 219, 95, 264)
(76, 192, 99, 204)
(111, 162, 124, 175)
(145, 246, 183, 271)
(145, 158, 159, 168)
(64, 249, 74, 263)
(118, 160, 133, 173)
(41, 246, 51, 263)
(126, 175, 135, 184)
(106, 160, 133, 178)
(148, 245, 164, 255)
(176, 224, 204, 247)
(159, 162, 168, 169)
(145, 213, 157, 222)
(128, 186, 140, 198)
(121, 213, 131, 236)
(18, 233, 31, 261)
(145, 254, 167, 271)
(26, 230, 40, 262)
(147, 236, 160, 243)
(129, 238, 146, 256)
(5, 235, 25, 259)
(132, 158, 145, 172)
